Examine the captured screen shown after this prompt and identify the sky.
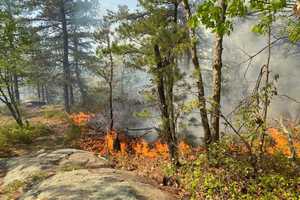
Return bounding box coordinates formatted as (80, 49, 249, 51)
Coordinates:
(101, 0, 138, 11)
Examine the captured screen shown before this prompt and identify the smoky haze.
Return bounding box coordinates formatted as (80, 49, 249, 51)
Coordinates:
(9, 1, 300, 144)
(224, 18, 300, 122)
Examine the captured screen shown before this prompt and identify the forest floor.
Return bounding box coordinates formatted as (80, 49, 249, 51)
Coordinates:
(0, 106, 299, 199)
(0, 106, 69, 157)
(0, 106, 177, 200)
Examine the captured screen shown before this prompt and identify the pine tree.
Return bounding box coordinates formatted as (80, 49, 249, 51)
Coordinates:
(28, 0, 100, 112)
(114, 0, 189, 165)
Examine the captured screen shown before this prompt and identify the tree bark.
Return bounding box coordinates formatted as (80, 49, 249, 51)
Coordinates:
(183, 0, 212, 146)
(106, 31, 120, 151)
(166, 1, 180, 165)
(106, 34, 114, 132)
(211, 0, 226, 142)
(73, 35, 87, 105)
(37, 82, 41, 101)
(7, 102, 23, 126)
(13, 73, 20, 104)
(41, 84, 46, 102)
(60, 1, 71, 113)
(45, 85, 50, 104)
(154, 44, 179, 165)
(70, 84, 74, 106)
(0, 80, 23, 127)
(260, 21, 272, 155)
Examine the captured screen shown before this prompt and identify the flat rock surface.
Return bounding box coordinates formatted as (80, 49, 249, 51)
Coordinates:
(0, 149, 173, 200)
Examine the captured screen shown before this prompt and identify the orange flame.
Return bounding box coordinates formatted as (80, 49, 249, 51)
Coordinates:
(267, 128, 300, 157)
(70, 112, 94, 126)
(92, 131, 192, 159)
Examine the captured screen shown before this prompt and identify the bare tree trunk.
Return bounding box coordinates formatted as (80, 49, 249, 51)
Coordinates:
(183, 0, 211, 146)
(37, 82, 41, 101)
(7, 81, 23, 126)
(60, 1, 71, 113)
(260, 23, 272, 155)
(7, 102, 23, 126)
(45, 85, 50, 104)
(166, 1, 180, 166)
(106, 32, 120, 151)
(74, 64, 86, 104)
(70, 84, 74, 106)
(41, 84, 46, 102)
(73, 36, 87, 105)
(211, 0, 226, 142)
(106, 34, 114, 132)
(13, 73, 20, 104)
(0, 80, 24, 127)
(154, 44, 179, 165)
(211, 35, 223, 142)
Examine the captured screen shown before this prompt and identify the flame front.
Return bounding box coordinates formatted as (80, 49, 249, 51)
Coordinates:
(73, 113, 300, 160)
(95, 131, 191, 159)
(267, 128, 300, 157)
(70, 112, 94, 126)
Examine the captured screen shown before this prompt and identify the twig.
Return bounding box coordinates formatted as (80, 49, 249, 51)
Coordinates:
(278, 94, 300, 104)
(279, 118, 297, 161)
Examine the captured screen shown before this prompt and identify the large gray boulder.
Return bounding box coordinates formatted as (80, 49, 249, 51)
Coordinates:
(0, 149, 174, 200)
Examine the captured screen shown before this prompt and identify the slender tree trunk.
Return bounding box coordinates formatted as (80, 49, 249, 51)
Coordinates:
(154, 44, 179, 165)
(41, 84, 45, 102)
(7, 102, 23, 126)
(166, 1, 180, 165)
(211, 35, 223, 142)
(166, 63, 179, 165)
(13, 73, 20, 104)
(183, 0, 212, 146)
(37, 82, 41, 101)
(106, 32, 120, 151)
(154, 45, 170, 142)
(75, 65, 86, 104)
(73, 36, 87, 105)
(70, 84, 74, 106)
(2, 79, 24, 127)
(8, 88, 23, 126)
(260, 23, 272, 155)
(211, 0, 226, 142)
(106, 34, 114, 131)
(45, 85, 50, 104)
(60, 1, 71, 113)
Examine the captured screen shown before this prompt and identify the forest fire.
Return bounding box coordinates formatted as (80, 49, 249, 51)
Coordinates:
(71, 113, 300, 160)
(98, 131, 192, 159)
(267, 128, 300, 157)
(71, 112, 193, 160)
(70, 112, 94, 126)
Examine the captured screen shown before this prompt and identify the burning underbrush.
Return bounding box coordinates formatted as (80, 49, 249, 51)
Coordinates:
(267, 127, 300, 157)
(69, 113, 300, 198)
(81, 131, 194, 159)
(70, 112, 201, 160)
(70, 112, 300, 160)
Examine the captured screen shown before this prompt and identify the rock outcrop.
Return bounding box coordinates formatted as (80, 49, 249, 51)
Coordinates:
(0, 149, 174, 200)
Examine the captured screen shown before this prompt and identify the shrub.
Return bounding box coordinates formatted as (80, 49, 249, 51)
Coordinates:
(177, 140, 300, 200)
(41, 106, 67, 119)
(64, 124, 81, 143)
(3, 180, 25, 196)
(0, 123, 52, 150)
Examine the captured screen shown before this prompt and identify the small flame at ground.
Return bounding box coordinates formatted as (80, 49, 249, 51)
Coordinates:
(70, 112, 94, 126)
(93, 131, 192, 159)
(74, 112, 300, 160)
(267, 128, 300, 157)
